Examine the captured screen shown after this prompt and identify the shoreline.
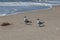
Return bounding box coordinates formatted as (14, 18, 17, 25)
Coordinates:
(0, 5, 51, 17)
(0, 3, 60, 17)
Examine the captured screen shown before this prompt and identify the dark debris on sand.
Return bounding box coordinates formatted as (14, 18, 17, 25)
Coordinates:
(1, 22, 11, 26)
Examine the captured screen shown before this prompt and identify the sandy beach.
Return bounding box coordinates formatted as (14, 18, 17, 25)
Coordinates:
(0, 5, 60, 40)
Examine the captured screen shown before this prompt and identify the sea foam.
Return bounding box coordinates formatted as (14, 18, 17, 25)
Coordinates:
(0, 2, 52, 6)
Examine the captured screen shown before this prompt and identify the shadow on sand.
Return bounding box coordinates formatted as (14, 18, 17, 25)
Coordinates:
(39, 25, 45, 27)
(25, 23, 32, 25)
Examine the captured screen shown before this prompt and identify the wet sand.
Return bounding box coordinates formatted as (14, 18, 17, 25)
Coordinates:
(0, 6, 60, 40)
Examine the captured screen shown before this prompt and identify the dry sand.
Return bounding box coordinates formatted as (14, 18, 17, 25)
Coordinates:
(0, 6, 60, 40)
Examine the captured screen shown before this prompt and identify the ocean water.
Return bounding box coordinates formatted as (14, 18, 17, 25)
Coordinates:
(0, 0, 60, 16)
(0, 6, 50, 16)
